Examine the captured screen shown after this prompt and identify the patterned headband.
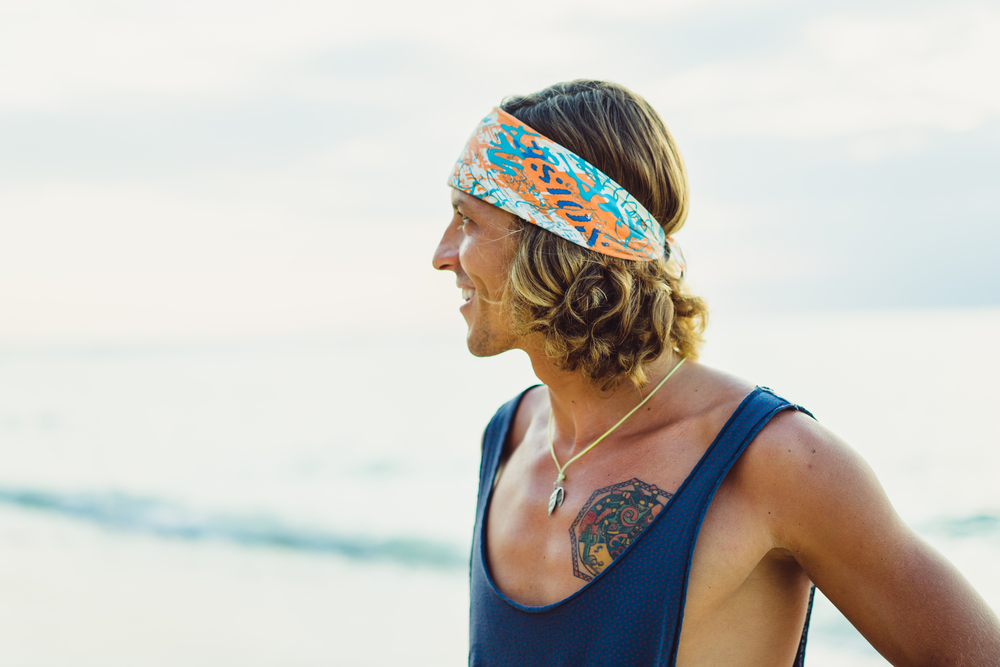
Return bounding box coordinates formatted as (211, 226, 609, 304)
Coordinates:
(447, 107, 668, 262)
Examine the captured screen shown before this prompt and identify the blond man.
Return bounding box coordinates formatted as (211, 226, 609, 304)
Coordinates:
(432, 80, 1000, 666)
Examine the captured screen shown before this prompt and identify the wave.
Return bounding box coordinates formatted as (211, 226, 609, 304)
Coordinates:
(923, 513, 1000, 539)
(0, 486, 465, 570)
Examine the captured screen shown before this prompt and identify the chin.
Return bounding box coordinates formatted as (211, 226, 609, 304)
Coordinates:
(465, 323, 515, 358)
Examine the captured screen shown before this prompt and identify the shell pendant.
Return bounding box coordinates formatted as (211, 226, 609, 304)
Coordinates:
(548, 474, 566, 515)
(548, 486, 565, 515)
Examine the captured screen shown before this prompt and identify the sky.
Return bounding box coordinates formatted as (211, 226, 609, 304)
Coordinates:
(1, 0, 998, 345)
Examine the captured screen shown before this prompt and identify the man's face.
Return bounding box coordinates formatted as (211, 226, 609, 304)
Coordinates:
(432, 189, 519, 357)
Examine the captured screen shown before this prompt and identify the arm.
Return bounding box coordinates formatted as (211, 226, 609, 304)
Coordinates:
(748, 411, 1000, 666)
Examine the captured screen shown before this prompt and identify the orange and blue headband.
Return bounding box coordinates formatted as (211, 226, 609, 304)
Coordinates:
(447, 107, 669, 262)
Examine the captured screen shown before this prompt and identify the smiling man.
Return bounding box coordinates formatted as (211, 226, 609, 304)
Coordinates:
(432, 80, 1000, 667)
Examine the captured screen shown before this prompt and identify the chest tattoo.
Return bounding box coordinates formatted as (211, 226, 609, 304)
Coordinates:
(569, 478, 672, 581)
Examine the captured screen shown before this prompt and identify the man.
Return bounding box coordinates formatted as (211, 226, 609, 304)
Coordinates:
(432, 80, 1000, 666)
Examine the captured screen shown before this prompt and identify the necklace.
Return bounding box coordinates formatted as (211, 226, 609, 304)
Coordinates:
(547, 357, 686, 515)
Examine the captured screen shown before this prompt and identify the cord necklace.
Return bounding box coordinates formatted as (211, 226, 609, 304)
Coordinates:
(547, 357, 686, 515)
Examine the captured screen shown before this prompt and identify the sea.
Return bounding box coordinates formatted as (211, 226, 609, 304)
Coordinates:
(0, 307, 998, 666)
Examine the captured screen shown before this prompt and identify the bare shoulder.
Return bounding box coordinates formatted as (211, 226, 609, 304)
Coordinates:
(673, 363, 760, 446)
(680, 365, 901, 558)
(728, 395, 1000, 664)
(679, 361, 755, 401)
(667, 364, 869, 547)
(731, 404, 889, 546)
(736, 404, 854, 490)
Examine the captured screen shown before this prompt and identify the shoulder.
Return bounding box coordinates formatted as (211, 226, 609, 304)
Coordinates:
(667, 362, 761, 449)
(673, 363, 892, 554)
(727, 393, 1000, 663)
(736, 404, 874, 503)
(729, 400, 895, 554)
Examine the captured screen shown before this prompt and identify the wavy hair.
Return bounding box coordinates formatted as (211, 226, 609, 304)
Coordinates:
(499, 80, 708, 390)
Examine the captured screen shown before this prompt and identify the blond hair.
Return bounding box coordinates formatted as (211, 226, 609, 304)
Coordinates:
(499, 80, 708, 390)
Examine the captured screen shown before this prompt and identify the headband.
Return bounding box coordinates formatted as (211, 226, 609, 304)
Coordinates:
(447, 107, 668, 262)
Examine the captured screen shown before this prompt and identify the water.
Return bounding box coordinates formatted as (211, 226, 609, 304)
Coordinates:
(0, 308, 998, 665)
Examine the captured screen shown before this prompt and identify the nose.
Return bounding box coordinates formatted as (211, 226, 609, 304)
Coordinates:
(432, 214, 462, 273)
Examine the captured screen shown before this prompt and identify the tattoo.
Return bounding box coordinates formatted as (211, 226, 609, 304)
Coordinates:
(569, 478, 672, 581)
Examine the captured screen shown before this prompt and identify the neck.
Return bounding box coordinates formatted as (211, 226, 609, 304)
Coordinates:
(522, 336, 684, 457)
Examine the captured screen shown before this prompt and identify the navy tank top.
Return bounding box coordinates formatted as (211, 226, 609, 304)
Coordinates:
(470, 386, 815, 666)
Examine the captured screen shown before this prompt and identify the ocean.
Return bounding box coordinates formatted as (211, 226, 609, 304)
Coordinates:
(0, 307, 997, 666)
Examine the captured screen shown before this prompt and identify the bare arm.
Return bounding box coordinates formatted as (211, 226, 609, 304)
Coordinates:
(747, 411, 1000, 666)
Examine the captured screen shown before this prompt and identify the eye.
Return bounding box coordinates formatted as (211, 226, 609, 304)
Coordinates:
(459, 214, 474, 230)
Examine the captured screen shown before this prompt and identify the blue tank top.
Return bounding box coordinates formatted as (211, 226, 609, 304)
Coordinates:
(470, 386, 815, 666)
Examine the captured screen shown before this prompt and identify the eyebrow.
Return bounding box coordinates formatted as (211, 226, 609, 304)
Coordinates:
(452, 192, 483, 217)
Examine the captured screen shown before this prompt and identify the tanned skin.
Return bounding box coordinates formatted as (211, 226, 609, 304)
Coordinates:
(433, 189, 1000, 666)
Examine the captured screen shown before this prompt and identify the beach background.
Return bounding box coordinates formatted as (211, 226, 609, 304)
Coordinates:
(1, 0, 999, 664)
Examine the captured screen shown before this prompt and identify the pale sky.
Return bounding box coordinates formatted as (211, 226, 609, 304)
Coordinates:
(1, 0, 998, 345)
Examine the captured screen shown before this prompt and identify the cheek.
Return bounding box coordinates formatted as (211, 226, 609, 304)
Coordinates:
(459, 239, 489, 276)
(459, 233, 513, 292)
(457, 236, 474, 262)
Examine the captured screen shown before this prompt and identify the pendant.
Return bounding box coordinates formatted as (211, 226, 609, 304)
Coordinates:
(548, 485, 565, 515)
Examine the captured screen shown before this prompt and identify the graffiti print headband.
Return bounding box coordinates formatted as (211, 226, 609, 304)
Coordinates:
(447, 107, 672, 263)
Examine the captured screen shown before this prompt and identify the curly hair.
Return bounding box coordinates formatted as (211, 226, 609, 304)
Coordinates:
(498, 80, 708, 390)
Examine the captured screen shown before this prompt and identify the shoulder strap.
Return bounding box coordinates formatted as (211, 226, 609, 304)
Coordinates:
(667, 386, 813, 664)
(681, 386, 810, 508)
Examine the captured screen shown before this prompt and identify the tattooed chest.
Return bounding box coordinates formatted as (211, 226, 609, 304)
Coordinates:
(569, 478, 673, 581)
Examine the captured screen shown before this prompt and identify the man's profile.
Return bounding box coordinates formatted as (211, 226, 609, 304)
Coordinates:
(432, 80, 1000, 666)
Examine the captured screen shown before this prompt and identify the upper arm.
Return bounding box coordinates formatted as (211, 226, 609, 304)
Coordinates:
(744, 410, 1000, 666)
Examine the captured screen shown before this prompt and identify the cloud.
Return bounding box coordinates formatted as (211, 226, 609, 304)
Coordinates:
(0, 0, 790, 112)
(2, 0, 997, 343)
(678, 198, 829, 307)
(650, 4, 1000, 145)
